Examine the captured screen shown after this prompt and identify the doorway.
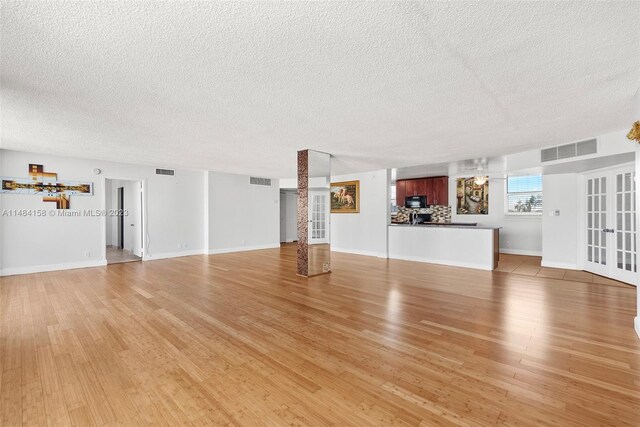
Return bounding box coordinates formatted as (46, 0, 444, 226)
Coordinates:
(279, 190, 298, 243)
(584, 165, 636, 285)
(105, 178, 143, 264)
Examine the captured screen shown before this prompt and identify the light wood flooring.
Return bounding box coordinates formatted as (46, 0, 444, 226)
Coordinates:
(1, 244, 639, 426)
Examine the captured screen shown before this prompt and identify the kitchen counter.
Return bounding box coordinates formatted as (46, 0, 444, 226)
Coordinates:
(389, 222, 500, 230)
(388, 224, 500, 270)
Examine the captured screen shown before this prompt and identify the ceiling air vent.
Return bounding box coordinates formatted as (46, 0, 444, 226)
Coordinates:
(541, 138, 598, 163)
(250, 177, 272, 186)
(155, 168, 175, 176)
(577, 138, 597, 156)
(541, 147, 558, 162)
(557, 143, 576, 160)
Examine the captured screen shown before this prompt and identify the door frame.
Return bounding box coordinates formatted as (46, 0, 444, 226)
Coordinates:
(101, 176, 147, 262)
(578, 162, 637, 285)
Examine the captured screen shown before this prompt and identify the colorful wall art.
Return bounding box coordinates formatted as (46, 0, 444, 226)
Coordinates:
(1, 164, 93, 209)
(330, 180, 360, 213)
(456, 177, 489, 215)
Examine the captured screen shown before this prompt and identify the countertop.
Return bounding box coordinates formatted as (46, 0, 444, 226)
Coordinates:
(389, 222, 500, 230)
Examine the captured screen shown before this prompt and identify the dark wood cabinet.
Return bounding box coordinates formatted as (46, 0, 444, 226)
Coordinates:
(395, 179, 406, 206)
(432, 177, 449, 206)
(395, 176, 449, 206)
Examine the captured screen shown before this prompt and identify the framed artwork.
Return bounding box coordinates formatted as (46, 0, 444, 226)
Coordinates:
(456, 177, 489, 215)
(0, 164, 93, 209)
(330, 180, 360, 213)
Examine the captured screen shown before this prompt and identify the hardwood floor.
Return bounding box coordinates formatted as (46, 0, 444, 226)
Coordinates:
(1, 244, 639, 426)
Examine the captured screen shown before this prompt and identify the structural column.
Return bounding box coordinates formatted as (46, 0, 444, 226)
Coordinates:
(297, 150, 309, 276)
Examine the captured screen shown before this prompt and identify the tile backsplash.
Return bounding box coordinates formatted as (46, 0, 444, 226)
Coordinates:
(394, 205, 452, 223)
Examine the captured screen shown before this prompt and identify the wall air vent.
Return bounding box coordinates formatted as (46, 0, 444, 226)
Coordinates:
(540, 138, 598, 163)
(250, 177, 272, 186)
(155, 168, 175, 176)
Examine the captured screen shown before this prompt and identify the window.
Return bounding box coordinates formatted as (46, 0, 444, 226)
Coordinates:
(507, 175, 542, 214)
(390, 183, 397, 213)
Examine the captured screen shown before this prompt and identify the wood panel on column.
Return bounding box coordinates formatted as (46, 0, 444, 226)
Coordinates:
(297, 150, 309, 276)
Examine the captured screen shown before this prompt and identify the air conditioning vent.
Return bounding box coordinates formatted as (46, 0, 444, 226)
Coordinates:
(557, 143, 576, 160)
(250, 177, 272, 186)
(541, 147, 558, 162)
(577, 138, 597, 156)
(155, 168, 175, 176)
(541, 138, 598, 163)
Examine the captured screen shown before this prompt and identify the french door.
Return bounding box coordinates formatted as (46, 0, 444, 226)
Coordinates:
(308, 190, 330, 244)
(584, 166, 637, 285)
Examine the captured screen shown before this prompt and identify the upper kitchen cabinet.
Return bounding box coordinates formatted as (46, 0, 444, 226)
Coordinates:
(395, 179, 406, 206)
(405, 179, 426, 197)
(432, 177, 449, 206)
(395, 176, 449, 206)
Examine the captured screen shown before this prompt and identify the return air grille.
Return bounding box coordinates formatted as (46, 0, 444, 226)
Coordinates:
(250, 177, 272, 186)
(155, 168, 175, 176)
(540, 138, 598, 163)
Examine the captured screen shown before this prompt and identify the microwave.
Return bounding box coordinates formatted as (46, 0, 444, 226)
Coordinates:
(405, 196, 427, 209)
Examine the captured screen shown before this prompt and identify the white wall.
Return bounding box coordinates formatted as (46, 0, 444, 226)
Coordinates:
(449, 178, 543, 256)
(208, 171, 280, 253)
(331, 169, 389, 257)
(0, 149, 206, 275)
(541, 174, 579, 269)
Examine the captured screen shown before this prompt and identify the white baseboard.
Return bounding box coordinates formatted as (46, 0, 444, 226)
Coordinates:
(208, 244, 281, 255)
(388, 253, 493, 271)
(540, 260, 578, 270)
(144, 249, 205, 261)
(331, 247, 387, 258)
(635, 317, 640, 340)
(500, 248, 542, 256)
(0, 259, 107, 277)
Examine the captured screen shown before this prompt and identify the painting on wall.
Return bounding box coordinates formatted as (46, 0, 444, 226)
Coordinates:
(330, 180, 360, 213)
(456, 177, 489, 215)
(0, 164, 93, 209)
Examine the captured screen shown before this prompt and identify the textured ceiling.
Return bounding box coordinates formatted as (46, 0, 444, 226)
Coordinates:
(2, 2, 639, 177)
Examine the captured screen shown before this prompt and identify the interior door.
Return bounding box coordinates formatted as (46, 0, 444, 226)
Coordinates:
(612, 169, 636, 284)
(584, 166, 637, 285)
(585, 173, 609, 277)
(309, 190, 329, 244)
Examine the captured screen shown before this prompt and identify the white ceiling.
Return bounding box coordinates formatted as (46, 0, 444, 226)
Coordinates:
(2, 2, 639, 178)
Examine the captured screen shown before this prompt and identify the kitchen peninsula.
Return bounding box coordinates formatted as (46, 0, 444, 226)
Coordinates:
(388, 223, 500, 271)
(390, 175, 500, 270)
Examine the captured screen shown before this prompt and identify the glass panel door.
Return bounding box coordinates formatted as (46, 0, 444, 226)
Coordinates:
(611, 169, 636, 284)
(584, 166, 636, 285)
(309, 191, 329, 245)
(585, 174, 609, 276)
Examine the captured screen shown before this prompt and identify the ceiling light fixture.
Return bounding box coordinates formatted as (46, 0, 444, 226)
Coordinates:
(474, 176, 488, 186)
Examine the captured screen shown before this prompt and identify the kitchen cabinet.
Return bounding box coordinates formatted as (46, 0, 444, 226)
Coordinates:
(395, 179, 406, 206)
(432, 177, 449, 206)
(395, 176, 449, 206)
